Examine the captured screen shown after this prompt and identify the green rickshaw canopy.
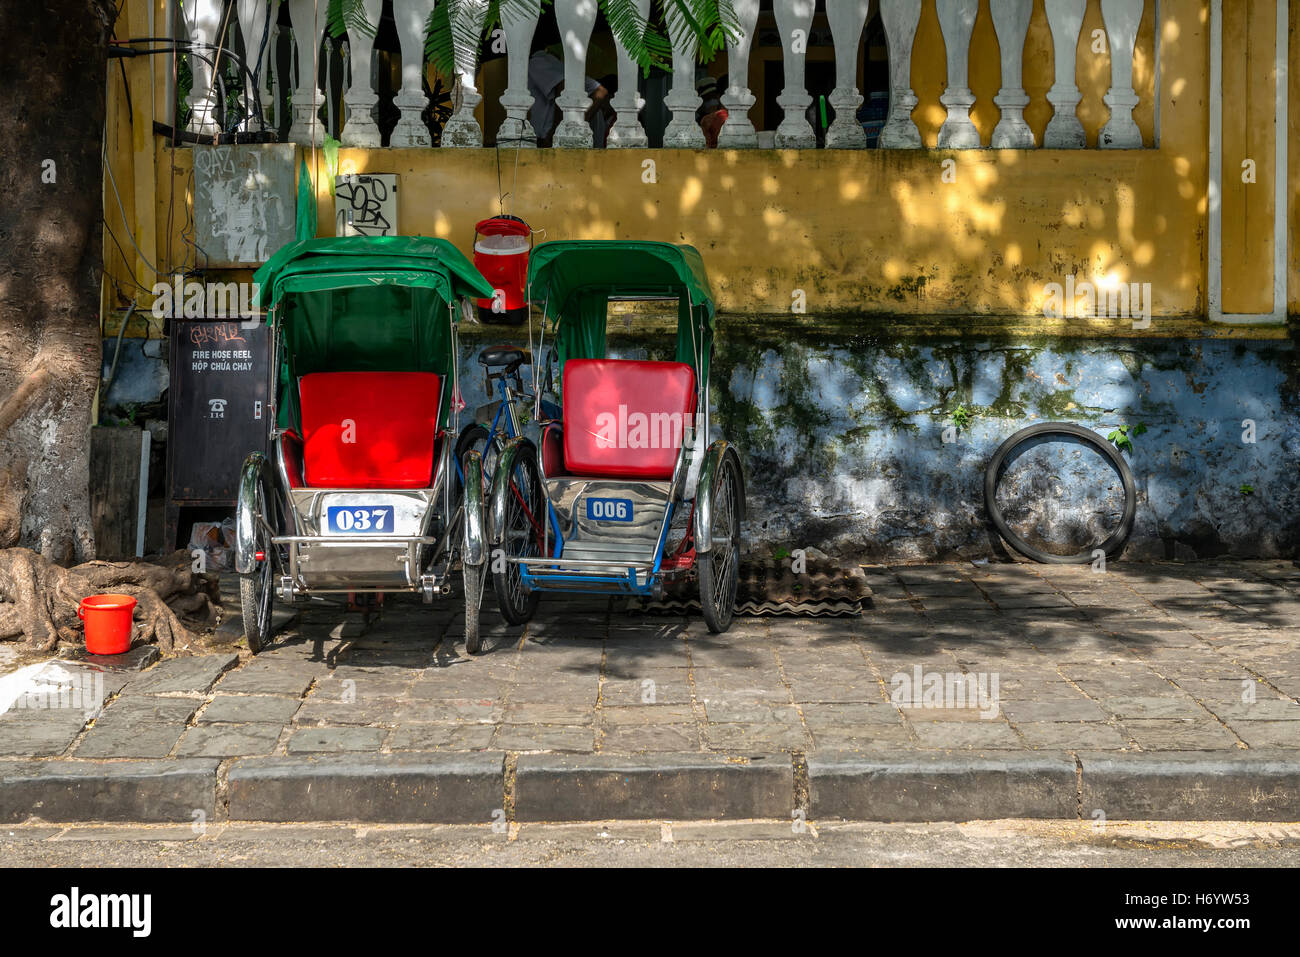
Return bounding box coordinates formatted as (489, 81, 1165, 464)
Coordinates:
(251, 236, 494, 430)
(525, 241, 717, 381)
(254, 235, 494, 308)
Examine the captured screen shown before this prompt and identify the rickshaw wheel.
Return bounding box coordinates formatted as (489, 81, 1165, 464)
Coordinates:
(493, 443, 542, 625)
(239, 480, 275, 654)
(699, 453, 742, 634)
(463, 562, 486, 654)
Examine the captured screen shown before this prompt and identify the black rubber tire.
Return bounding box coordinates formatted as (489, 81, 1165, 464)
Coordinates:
(239, 480, 275, 654)
(984, 422, 1136, 565)
(463, 561, 486, 654)
(492, 441, 542, 625)
(455, 425, 492, 493)
(699, 451, 743, 633)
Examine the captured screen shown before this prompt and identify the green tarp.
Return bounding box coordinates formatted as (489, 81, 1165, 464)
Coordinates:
(525, 241, 717, 381)
(255, 235, 494, 309)
(252, 236, 495, 430)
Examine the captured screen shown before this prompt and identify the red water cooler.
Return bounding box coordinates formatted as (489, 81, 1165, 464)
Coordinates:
(472, 215, 532, 325)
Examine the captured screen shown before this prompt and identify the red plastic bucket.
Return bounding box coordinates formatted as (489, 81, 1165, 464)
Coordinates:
(78, 594, 137, 655)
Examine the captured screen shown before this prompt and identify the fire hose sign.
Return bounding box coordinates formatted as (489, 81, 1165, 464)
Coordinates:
(167, 321, 272, 505)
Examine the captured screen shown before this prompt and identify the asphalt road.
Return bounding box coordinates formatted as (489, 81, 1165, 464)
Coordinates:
(5, 819, 1300, 867)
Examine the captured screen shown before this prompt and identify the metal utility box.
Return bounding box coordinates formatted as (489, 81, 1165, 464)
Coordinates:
(165, 319, 273, 550)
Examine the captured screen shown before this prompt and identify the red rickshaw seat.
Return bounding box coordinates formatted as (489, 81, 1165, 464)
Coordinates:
(562, 359, 696, 480)
(299, 372, 442, 489)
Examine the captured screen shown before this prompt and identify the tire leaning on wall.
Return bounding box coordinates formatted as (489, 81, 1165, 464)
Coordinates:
(983, 422, 1137, 565)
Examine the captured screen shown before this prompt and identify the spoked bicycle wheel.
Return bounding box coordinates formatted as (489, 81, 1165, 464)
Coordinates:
(492, 441, 543, 625)
(461, 447, 488, 655)
(238, 473, 277, 653)
(984, 422, 1136, 564)
(699, 451, 743, 632)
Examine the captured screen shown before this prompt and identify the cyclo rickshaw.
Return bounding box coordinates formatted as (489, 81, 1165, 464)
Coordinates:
(478, 240, 745, 635)
(235, 236, 496, 653)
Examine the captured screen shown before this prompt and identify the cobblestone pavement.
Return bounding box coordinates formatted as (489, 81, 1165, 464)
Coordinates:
(2, 559, 1298, 761)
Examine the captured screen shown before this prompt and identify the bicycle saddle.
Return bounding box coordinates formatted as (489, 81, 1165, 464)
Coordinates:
(478, 345, 530, 372)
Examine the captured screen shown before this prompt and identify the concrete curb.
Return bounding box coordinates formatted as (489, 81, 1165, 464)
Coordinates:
(1078, 750, 1300, 821)
(808, 751, 1080, 821)
(226, 752, 505, 823)
(513, 753, 792, 822)
(3, 750, 1299, 823)
(0, 759, 218, 824)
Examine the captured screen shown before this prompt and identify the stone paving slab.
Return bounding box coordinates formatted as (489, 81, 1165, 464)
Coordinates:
(0, 759, 217, 823)
(0, 709, 93, 758)
(213, 661, 320, 696)
(514, 753, 792, 822)
(176, 724, 283, 758)
(122, 653, 238, 695)
(227, 752, 505, 823)
(809, 751, 1080, 821)
(1078, 751, 1300, 821)
(74, 696, 200, 758)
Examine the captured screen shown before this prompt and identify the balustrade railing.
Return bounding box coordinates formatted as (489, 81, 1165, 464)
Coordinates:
(180, 0, 1152, 150)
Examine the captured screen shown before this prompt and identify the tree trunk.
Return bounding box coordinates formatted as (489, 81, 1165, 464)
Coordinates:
(0, 548, 214, 655)
(0, 0, 118, 564)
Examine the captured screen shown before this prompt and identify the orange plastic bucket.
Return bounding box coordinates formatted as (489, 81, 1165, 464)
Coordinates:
(78, 594, 137, 655)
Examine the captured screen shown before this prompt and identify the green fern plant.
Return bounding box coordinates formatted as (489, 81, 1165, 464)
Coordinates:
(327, 0, 737, 83)
(1107, 422, 1147, 456)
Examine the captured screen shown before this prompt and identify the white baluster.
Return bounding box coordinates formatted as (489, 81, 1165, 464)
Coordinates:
(1043, 0, 1086, 148)
(271, 19, 283, 128)
(607, 0, 650, 148)
(183, 0, 223, 134)
(553, 0, 599, 148)
(341, 0, 383, 146)
(717, 0, 760, 148)
(236, 0, 268, 130)
(990, 0, 1033, 147)
(936, 0, 979, 148)
(260, 0, 281, 123)
(391, 0, 436, 147)
(287, 0, 326, 144)
(1099, 0, 1143, 149)
(498, 0, 542, 146)
(825, 0, 870, 149)
(327, 40, 338, 134)
(774, 0, 816, 148)
(663, 2, 705, 147)
(878, 0, 921, 148)
(443, 0, 490, 146)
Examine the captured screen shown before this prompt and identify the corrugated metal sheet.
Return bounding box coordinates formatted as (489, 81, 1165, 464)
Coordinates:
(638, 560, 872, 617)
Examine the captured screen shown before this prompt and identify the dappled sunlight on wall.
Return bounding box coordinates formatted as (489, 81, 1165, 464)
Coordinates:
(122, 0, 1246, 324)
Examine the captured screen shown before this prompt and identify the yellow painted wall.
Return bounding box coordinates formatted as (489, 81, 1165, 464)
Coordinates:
(105, 0, 1298, 330)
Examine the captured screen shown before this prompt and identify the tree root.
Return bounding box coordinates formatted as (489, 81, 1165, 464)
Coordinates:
(0, 548, 217, 655)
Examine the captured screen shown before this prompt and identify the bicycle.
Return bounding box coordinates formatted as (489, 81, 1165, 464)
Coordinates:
(454, 344, 561, 488)
(453, 343, 561, 649)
